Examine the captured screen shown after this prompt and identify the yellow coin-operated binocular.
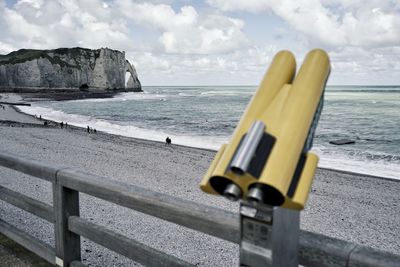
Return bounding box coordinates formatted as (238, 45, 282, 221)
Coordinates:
(200, 49, 330, 210)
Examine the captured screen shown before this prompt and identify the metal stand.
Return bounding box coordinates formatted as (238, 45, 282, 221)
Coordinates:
(239, 201, 299, 267)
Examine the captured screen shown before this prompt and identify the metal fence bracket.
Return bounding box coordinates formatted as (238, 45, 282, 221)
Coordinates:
(240, 201, 300, 267)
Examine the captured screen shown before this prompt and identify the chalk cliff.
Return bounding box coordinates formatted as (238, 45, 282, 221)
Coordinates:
(0, 47, 142, 92)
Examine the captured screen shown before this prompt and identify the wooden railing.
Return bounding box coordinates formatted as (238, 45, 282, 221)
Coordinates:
(0, 150, 399, 267)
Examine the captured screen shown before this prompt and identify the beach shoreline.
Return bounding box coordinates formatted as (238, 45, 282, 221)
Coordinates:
(0, 93, 399, 266)
(4, 91, 398, 182)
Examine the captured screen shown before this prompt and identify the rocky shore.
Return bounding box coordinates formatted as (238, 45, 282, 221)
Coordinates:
(0, 98, 399, 266)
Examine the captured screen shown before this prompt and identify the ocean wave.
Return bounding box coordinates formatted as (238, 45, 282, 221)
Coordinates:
(327, 89, 400, 93)
(17, 104, 400, 180)
(317, 156, 400, 180)
(360, 138, 400, 143)
(326, 85, 400, 92)
(17, 105, 228, 150)
(71, 92, 169, 103)
(178, 93, 197, 97)
(200, 90, 252, 96)
(322, 149, 400, 163)
(313, 146, 400, 179)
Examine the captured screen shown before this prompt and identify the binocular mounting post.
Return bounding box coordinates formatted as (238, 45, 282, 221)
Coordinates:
(240, 201, 300, 267)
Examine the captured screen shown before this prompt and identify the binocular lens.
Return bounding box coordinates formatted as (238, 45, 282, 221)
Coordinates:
(247, 187, 264, 204)
(247, 184, 285, 207)
(223, 183, 242, 201)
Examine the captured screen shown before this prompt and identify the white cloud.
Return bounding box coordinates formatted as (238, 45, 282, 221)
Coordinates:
(14, 0, 64, 25)
(324, 45, 400, 84)
(1, 0, 250, 55)
(118, 2, 198, 30)
(206, 0, 270, 13)
(0, 41, 16, 54)
(1, 0, 250, 85)
(131, 52, 172, 72)
(116, 1, 249, 54)
(207, 0, 400, 48)
(1, 0, 132, 50)
(0, 0, 398, 85)
(128, 45, 280, 85)
(206, 0, 400, 84)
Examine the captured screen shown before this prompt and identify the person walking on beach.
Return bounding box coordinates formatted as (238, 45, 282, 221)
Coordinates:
(166, 137, 171, 145)
(60, 122, 64, 129)
(87, 126, 90, 133)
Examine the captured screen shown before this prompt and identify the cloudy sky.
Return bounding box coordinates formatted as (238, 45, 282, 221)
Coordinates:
(0, 0, 399, 86)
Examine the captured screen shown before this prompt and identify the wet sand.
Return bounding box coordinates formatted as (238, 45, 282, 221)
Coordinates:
(0, 97, 399, 266)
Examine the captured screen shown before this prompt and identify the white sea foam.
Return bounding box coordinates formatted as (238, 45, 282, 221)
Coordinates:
(200, 90, 251, 96)
(317, 154, 400, 180)
(178, 93, 196, 97)
(71, 92, 169, 103)
(18, 105, 227, 150)
(313, 146, 400, 180)
(18, 105, 400, 181)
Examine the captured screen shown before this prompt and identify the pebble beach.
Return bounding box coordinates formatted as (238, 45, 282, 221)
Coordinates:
(0, 94, 399, 266)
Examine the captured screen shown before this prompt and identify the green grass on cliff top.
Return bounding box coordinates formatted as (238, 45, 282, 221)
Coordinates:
(0, 49, 44, 64)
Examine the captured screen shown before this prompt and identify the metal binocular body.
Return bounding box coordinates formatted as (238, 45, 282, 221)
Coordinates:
(200, 49, 331, 210)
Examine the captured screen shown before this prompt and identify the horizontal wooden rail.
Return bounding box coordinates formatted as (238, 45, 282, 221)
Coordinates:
(1, 151, 400, 267)
(0, 219, 55, 264)
(58, 169, 400, 267)
(0, 185, 54, 222)
(0, 151, 59, 182)
(348, 245, 400, 267)
(58, 168, 239, 243)
(69, 216, 194, 267)
(298, 230, 400, 267)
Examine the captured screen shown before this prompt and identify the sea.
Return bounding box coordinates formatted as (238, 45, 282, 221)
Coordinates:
(18, 85, 400, 180)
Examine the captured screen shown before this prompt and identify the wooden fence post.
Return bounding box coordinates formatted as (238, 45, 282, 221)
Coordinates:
(53, 180, 81, 267)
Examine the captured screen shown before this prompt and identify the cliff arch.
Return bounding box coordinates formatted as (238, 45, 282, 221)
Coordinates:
(125, 60, 142, 92)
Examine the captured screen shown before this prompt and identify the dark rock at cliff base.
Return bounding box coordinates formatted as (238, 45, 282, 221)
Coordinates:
(0, 47, 142, 93)
(329, 139, 356, 145)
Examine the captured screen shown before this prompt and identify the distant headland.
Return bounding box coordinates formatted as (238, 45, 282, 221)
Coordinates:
(0, 47, 142, 96)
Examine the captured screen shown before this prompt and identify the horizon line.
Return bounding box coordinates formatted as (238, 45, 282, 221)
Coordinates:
(141, 84, 400, 87)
